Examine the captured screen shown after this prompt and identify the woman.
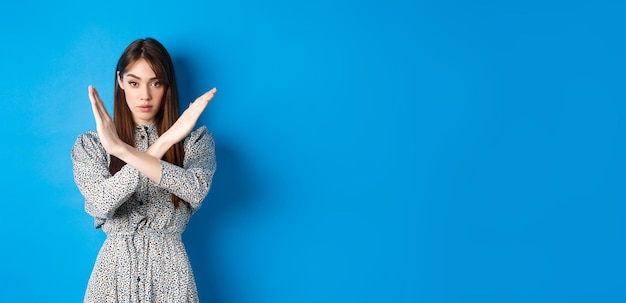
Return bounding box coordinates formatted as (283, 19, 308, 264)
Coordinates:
(71, 37, 217, 302)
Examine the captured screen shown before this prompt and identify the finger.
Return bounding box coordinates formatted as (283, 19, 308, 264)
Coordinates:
(88, 86, 102, 123)
(193, 87, 217, 110)
(184, 88, 214, 117)
(189, 96, 210, 115)
(91, 86, 113, 122)
(203, 87, 217, 102)
(91, 86, 106, 115)
(193, 87, 217, 104)
(91, 86, 109, 124)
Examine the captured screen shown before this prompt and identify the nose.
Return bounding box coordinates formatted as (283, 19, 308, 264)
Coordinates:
(140, 86, 151, 101)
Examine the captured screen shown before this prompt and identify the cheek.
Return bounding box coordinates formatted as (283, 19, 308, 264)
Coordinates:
(123, 87, 138, 101)
(155, 88, 165, 100)
(155, 88, 166, 103)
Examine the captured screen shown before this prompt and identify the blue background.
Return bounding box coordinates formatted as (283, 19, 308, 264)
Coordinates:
(1, 0, 625, 302)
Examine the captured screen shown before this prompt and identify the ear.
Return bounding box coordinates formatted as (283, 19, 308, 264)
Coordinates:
(117, 71, 124, 90)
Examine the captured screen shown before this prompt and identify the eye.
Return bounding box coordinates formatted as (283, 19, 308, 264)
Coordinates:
(128, 81, 138, 87)
(152, 81, 162, 87)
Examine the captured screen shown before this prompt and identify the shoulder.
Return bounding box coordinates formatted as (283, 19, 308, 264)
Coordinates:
(72, 131, 106, 159)
(73, 131, 101, 148)
(183, 126, 215, 156)
(75, 130, 99, 141)
(184, 126, 214, 146)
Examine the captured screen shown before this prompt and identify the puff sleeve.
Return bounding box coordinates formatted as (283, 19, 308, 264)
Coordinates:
(157, 126, 216, 211)
(71, 132, 140, 220)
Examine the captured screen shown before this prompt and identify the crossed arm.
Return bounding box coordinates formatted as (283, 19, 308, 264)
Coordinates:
(87, 85, 217, 184)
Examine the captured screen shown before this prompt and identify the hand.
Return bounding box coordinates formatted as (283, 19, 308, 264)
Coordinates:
(164, 88, 217, 144)
(88, 85, 126, 156)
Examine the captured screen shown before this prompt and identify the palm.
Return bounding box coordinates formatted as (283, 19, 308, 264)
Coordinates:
(167, 88, 217, 144)
(88, 86, 123, 155)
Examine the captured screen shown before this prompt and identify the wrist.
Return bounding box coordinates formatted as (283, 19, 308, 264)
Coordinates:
(147, 132, 174, 159)
(159, 130, 175, 147)
(112, 142, 133, 160)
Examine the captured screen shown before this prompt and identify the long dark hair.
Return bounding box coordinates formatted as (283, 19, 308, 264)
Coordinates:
(109, 38, 185, 208)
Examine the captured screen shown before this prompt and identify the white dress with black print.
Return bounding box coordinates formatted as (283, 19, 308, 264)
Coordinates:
(72, 123, 216, 303)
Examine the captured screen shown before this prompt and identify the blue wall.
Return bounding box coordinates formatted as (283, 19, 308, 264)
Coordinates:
(1, 0, 625, 302)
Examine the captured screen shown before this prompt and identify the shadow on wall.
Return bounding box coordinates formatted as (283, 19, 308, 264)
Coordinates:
(175, 56, 256, 303)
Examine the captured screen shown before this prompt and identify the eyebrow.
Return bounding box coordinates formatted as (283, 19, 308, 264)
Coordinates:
(125, 73, 159, 80)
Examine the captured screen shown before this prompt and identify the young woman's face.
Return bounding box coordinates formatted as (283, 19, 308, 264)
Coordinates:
(117, 58, 165, 125)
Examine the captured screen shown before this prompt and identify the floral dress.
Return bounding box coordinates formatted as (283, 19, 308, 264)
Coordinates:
(71, 123, 216, 303)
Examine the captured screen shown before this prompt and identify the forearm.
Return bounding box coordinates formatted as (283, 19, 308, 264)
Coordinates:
(146, 133, 174, 159)
(114, 131, 179, 184)
(115, 143, 163, 184)
(80, 165, 139, 218)
(159, 162, 213, 209)
(157, 126, 216, 211)
(72, 132, 140, 219)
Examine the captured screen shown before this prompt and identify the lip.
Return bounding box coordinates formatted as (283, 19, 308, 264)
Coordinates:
(138, 105, 153, 112)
